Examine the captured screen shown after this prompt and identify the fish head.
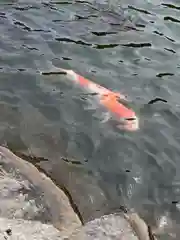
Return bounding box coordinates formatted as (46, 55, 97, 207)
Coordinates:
(116, 116, 139, 131)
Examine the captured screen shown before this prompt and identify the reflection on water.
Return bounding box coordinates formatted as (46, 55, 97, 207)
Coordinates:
(0, 0, 180, 238)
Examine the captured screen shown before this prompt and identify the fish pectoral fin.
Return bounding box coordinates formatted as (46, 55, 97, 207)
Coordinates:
(100, 112, 112, 123)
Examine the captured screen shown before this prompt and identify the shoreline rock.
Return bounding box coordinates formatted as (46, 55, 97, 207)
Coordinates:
(0, 146, 81, 236)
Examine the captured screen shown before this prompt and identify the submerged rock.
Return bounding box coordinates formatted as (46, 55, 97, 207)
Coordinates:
(36, 158, 111, 223)
(0, 146, 81, 236)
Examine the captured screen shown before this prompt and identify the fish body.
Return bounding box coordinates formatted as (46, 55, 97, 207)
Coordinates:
(55, 68, 139, 131)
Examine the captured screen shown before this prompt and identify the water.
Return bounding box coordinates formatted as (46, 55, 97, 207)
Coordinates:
(0, 0, 180, 238)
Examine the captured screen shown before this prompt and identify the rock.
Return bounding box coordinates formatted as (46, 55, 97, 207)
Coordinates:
(0, 217, 63, 240)
(124, 212, 153, 240)
(68, 211, 156, 240)
(0, 212, 156, 240)
(69, 213, 139, 240)
(0, 146, 81, 236)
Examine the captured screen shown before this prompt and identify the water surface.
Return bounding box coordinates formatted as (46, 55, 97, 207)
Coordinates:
(1, 0, 180, 238)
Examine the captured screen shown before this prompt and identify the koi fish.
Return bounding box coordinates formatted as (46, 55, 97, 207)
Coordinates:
(42, 68, 139, 131)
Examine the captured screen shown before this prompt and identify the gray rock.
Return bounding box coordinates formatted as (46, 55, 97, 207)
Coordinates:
(0, 146, 81, 236)
(0, 212, 155, 240)
(69, 213, 139, 240)
(0, 217, 63, 240)
(68, 212, 155, 240)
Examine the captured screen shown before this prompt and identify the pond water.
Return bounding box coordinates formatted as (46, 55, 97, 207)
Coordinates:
(1, 0, 180, 238)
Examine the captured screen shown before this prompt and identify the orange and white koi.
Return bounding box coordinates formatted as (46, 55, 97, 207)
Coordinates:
(43, 68, 139, 131)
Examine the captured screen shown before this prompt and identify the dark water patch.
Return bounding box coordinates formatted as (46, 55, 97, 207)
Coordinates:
(156, 73, 174, 78)
(41, 70, 67, 75)
(161, 3, 180, 10)
(13, 21, 32, 31)
(144, 57, 151, 61)
(91, 31, 117, 36)
(14, 5, 40, 11)
(136, 23, 146, 28)
(50, 1, 73, 5)
(62, 56, 72, 60)
(81, 92, 98, 96)
(33, 29, 51, 32)
(52, 19, 74, 23)
(124, 26, 142, 32)
(128, 5, 153, 15)
(80, 96, 87, 101)
(147, 98, 168, 105)
(154, 30, 176, 44)
(94, 43, 119, 49)
(153, 30, 163, 36)
(0, 15, 6, 19)
(52, 0, 91, 4)
(75, 14, 97, 20)
(122, 42, 151, 48)
(75, 0, 94, 5)
(55, 37, 91, 46)
(164, 16, 180, 23)
(52, 19, 62, 22)
(17, 68, 26, 72)
(165, 36, 175, 42)
(76, 92, 98, 101)
(0, 12, 6, 18)
(22, 44, 39, 51)
(109, 23, 125, 26)
(164, 48, 176, 54)
(61, 157, 82, 165)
